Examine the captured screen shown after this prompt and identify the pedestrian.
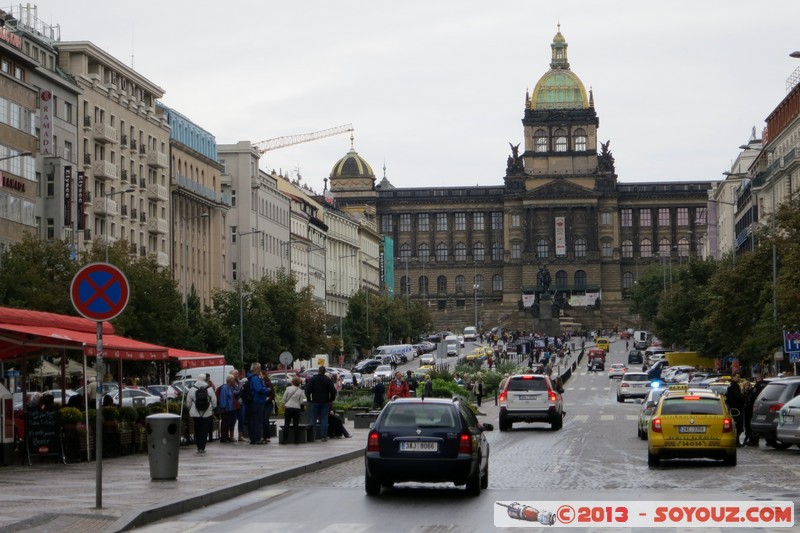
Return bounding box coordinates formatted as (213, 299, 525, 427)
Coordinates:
(261, 372, 275, 443)
(201, 373, 216, 443)
(305, 366, 337, 441)
(743, 380, 757, 446)
(247, 363, 269, 445)
(405, 370, 419, 397)
(351, 374, 358, 390)
(726, 373, 745, 447)
(230, 370, 247, 442)
(327, 408, 352, 438)
(422, 374, 433, 397)
(473, 377, 483, 407)
(388, 371, 410, 398)
(371, 379, 386, 409)
(217, 375, 238, 443)
(186, 374, 216, 453)
(281, 376, 305, 444)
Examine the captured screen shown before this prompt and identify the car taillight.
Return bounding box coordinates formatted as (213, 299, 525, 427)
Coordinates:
(722, 418, 732, 433)
(499, 390, 507, 403)
(458, 433, 473, 454)
(768, 403, 784, 412)
(548, 391, 558, 402)
(651, 417, 662, 433)
(620, 383, 629, 387)
(367, 431, 380, 452)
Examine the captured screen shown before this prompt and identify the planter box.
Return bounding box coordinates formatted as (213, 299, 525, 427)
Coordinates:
(354, 412, 380, 429)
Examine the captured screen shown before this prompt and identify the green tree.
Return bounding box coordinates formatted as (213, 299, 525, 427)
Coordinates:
(630, 263, 664, 323)
(653, 259, 717, 349)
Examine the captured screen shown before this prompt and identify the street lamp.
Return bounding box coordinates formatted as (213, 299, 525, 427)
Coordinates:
(102, 186, 136, 262)
(238, 229, 263, 369)
(337, 253, 356, 336)
(0, 150, 32, 162)
(181, 212, 209, 322)
(361, 252, 380, 348)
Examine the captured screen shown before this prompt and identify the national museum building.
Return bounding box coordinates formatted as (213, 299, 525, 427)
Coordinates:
(329, 28, 711, 329)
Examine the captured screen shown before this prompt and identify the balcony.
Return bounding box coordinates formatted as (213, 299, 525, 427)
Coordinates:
(93, 197, 118, 216)
(92, 122, 119, 144)
(120, 134, 128, 147)
(139, 178, 147, 189)
(151, 251, 169, 268)
(83, 116, 91, 129)
(84, 229, 92, 240)
(139, 246, 147, 257)
(129, 243, 137, 255)
(93, 160, 118, 181)
(146, 150, 168, 168)
(120, 204, 128, 218)
(131, 207, 138, 220)
(130, 139, 138, 152)
(146, 183, 169, 202)
(83, 153, 91, 167)
(139, 212, 147, 223)
(147, 217, 168, 234)
(120, 169, 128, 183)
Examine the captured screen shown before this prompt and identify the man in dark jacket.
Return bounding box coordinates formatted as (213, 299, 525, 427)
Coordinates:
(247, 363, 269, 444)
(726, 373, 745, 447)
(305, 366, 337, 441)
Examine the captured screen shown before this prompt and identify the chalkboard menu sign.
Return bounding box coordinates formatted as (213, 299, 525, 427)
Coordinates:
(26, 408, 65, 465)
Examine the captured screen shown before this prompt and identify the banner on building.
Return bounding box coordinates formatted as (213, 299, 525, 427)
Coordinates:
(63, 166, 72, 226)
(39, 90, 53, 156)
(522, 294, 536, 308)
(76, 171, 85, 230)
(555, 217, 566, 256)
(568, 291, 601, 307)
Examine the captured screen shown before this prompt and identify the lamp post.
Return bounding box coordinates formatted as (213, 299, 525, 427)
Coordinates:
(102, 186, 136, 263)
(361, 252, 380, 348)
(182, 212, 209, 322)
(0, 150, 32, 162)
(338, 253, 356, 337)
(238, 229, 262, 369)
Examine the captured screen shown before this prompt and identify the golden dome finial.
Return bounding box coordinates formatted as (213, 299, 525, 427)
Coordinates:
(350, 132, 355, 150)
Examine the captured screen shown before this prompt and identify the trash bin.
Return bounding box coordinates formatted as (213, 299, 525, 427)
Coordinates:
(146, 413, 181, 480)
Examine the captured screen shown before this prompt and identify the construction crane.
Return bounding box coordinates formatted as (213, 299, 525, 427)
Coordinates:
(253, 123, 354, 155)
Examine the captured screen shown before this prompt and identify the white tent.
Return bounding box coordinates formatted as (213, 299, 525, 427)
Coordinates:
(31, 360, 61, 379)
(54, 357, 96, 377)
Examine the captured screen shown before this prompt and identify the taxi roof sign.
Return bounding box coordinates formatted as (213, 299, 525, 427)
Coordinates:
(667, 384, 688, 391)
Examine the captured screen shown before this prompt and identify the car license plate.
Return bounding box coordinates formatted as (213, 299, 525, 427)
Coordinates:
(678, 426, 707, 434)
(755, 414, 767, 421)
(400, 441, 438, 452)
(518, 394, 539, 400)
(783, 415, 794, 423)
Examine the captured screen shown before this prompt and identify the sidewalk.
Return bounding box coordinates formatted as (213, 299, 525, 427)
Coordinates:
(0, 420, 370, 533)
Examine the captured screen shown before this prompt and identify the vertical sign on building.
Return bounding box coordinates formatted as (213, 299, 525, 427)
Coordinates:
(39, 90, 53, 156)
(555, 216, 567, 257)
(63, 166, 72, 226)
(76, 171, 86, 230)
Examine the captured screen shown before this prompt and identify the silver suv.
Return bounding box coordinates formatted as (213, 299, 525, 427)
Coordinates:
(498, 374, 564, 430)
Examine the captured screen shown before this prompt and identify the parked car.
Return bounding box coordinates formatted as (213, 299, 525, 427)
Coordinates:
(776, 395, 800, 448)
(107, 388, 162, 407)
(617, 372, 650, 402)
(374, 365, 394, 381)
(364, 396, 493, 496)
(42, 389, 78, 406)
(751, 376, 800, 449)
(265, 370, 301, 388)
(498, 374, 563, 431)
(146, 384, 179, 401)
(419, 352, 435, 366)
(353, 359, 381, 375)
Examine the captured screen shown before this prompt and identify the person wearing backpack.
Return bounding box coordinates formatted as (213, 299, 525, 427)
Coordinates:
(187, 374, 217, 453)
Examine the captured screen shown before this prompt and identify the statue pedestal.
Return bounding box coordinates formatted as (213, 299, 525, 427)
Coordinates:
(533, 300, 561, 336)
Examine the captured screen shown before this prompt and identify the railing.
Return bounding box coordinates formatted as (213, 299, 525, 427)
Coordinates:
(120, 134, 128, 147)
(83, 153, 91, 165)
(140, 212, 147, 223)
(83, 116, 91, 127)
(84, 229, 91, 240)
(130, 139, 138, 151)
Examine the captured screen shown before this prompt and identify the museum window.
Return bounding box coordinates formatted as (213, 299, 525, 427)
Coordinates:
(621, 239, 633, 258)
(574, 237, 586, 258)
(436, 242, 448, 261)
(511, 242, 521, 259)
(537, 238, 549, 258)
(491, 242, 504, 261)
(491, 211, 503, 230)
(399, 213, 411, 232)
(454, 242, 467, 262)
(511, 214, 521, 227)
(640, 208, 652, 227)
(473, 212, 484, 230)
(418, 243, 430, 261)
(695, 207, 707, 225)
(622, 271, 634, 290)
(555, 270, 568, 288)
(419, 276, 428, 294)
(473, 242, 485, 261)
(454, 212, 466, 231)
(381, 215, 393, 233)
(456, 275, 466, 293)
(677, 207, 689, 226)
(399, 243, 411, 259)
(659, 238, 671, 254)
(554, 128, 567, 152)
(640, 238, 652, 258)
(474, 274, 484, 290)
(534, 129, 547, 152)
(620, 208, 632, 227)
(658, 208, 670, 227)
(436, 213, 448, 231)
(601, 212, 611, 225)
(602, 240, 612, 257)
(492, 274, 503, 292)
(574, 270, 587, 289)
(418, 213, 430, 231)
(437, 275, 447, 293)
(677, 237, 690, 257)
(574, 128, 587, 151)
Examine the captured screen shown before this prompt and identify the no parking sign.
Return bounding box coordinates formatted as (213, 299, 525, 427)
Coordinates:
(70, 263, 129, 321)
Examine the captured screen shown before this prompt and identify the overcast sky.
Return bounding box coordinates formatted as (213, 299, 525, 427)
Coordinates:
(27, 1, 800, 194)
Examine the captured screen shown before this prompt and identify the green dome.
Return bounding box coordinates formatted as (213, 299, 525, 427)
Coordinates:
(531, 70, 588, 110)
(330, 149, 374, 179)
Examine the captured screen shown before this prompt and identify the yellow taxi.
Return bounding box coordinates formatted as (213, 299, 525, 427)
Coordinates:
(647, 385, 737, 467)
(413, 366, 434, 380)
(465, 347, 490, 362)
(595, 337, 610, 352)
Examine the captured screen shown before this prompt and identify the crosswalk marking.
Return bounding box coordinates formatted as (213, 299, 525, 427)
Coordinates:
(625, 415, 638, 421)
(600, 415, 614, 421)
(572, 415, 590, 422)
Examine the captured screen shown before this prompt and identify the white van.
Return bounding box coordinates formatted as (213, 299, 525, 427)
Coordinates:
(374, 344, 416, 364)
(173, 364, 235, 390)
(444, 335, 460, 356)
(463, 326, 478, 342)
(633, 330, 648, 350)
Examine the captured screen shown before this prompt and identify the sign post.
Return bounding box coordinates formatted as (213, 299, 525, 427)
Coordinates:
(70, 263, 129, 509)
(782, 329, 800, 377)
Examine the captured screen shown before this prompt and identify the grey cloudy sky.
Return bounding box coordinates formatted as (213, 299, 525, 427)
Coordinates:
(30, 1, 800, 194)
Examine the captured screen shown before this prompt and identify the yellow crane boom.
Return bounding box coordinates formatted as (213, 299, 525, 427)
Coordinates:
(253, 123, 354, 155)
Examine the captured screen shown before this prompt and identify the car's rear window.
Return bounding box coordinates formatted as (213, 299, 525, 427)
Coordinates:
(508, 377, 548, 392)
(759, 383, 787, 402)
(383, 404, 457, 428)
(661, 398, 723, 415)
(623, 374, 649, 382)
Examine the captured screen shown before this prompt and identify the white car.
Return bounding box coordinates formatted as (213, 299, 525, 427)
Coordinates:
(608, 363, 627, 379)
(373, 365, 394, 381)
(419, 353, 435, 366)
(108, 388, 162, 407)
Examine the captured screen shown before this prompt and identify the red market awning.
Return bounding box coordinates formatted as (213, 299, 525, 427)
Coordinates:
(168, 348, 226, 368)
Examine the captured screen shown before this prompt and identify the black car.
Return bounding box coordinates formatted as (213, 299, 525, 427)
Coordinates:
(364, 397, 493, 496)
(627, 350, 643, 365)
(353, 359, 381, 374)
(751, 376, 800, 449)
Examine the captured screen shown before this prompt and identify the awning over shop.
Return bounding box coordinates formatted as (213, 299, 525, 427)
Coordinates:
(168, 348, 226, 369)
